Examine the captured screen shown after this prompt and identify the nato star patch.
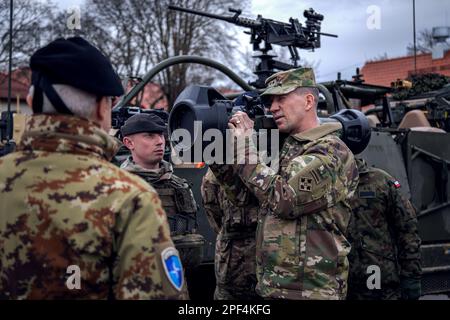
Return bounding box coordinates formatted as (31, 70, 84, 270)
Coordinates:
(161, 247, 184, 291)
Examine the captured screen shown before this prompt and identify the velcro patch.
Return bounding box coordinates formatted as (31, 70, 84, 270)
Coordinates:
(359, 190, 376, 198)
(299, 177, 313, 192)
(161, 247, 184, 291)
(388, 179, 401, 189)
(268, 77, 283, 87)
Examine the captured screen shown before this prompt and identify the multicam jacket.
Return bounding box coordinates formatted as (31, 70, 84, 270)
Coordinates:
(0, 114, 188, 300)
(347, 159, 421, 300)
(211, 122, 359, 300)
(201, 169, 259, 300)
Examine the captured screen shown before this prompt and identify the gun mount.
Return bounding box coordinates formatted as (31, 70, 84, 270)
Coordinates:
(169, 5, 337, 88)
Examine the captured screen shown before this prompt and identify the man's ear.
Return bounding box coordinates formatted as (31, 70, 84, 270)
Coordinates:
(96, 97, 109, 121)
(122, 136, 134, 150)
(304, 93, 315, 112)
(26, 94, 33, 108)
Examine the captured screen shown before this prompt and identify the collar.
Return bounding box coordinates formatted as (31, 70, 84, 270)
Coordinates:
(18, 114, 120, 161)
(121, 156, 173, 180)
(291, 122, 342, 142)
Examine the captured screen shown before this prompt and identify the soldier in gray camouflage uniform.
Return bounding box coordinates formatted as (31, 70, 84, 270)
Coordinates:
(210, 67, 359, 299)
(201, 169, 260, 300)
(0, 37, 188, 299)
(347, 158, 422, 300)
(120, 113, 204, 283)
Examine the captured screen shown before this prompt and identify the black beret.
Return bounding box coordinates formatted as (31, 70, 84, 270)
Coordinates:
(121, 113, 167, 137)
(30, 37, 124, 96)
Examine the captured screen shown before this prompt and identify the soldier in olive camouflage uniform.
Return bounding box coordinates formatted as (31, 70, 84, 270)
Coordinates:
(0, 37, 188, 299)
(120, 156, 203, 270)
(210, 67, 359, 300)
(120, 114, 204, 286)
(201, 169, 260, 300)
(347, 158, 422, 300)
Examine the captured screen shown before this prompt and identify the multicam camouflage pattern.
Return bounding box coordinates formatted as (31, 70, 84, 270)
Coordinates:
(261, 67, 316, 96)
(120, 156, 204, 271)
(201, 169, 260, 300)
(211, 122, 359, 300)
(347, 158, 422, 300)
(0, 114, 188, 300)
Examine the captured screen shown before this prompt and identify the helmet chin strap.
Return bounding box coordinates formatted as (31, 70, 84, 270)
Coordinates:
(31, 72, 73, 115)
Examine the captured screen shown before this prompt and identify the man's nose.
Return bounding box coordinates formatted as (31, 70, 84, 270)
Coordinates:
(270, 101, 279, 113)
(157, 135, 165, 145)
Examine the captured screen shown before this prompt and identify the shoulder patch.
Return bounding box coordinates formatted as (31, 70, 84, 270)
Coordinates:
(161, 247, 184, 291)
(299, 177, 313, 192)
(389, 180, 401, 189)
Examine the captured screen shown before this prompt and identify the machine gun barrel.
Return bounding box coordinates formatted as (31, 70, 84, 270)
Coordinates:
(169, 5, 337, 41)
(316, 31, 338, 38)
(168, 5, 262, 28)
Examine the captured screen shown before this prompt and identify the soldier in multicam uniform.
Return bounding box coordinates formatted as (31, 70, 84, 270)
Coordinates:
(0, 37, 188, 299)
(120, 113, 204, 289)
(209, 67, 359, 300)
(201, 169, 260, 300)
(347, 158, 422, 300)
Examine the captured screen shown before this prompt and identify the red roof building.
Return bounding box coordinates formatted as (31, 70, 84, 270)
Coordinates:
(0, 68, 31, 114)
(361, 50, 450, 87)
(127, 82, 169, 110)
(0, 68, 30, 102)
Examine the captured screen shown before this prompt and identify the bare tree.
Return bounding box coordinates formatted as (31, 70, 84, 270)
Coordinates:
(74, 0, 250, 107)
(0, 0, 57, 71)
(367, 52, 389, 62)
(407, 28, 450, 55)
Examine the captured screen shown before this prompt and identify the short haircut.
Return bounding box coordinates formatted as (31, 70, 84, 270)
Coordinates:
(28, 84, 97, 119)
(294, 87, 319, 107)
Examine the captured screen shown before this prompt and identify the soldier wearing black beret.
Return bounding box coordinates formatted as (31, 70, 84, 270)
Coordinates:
(121, 113, 204, 291)
(28, 36, 124, 130)
(121, 113, 167, 136)
(0, 37, 189, 300)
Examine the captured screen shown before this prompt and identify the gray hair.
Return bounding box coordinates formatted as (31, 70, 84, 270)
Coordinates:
(295, 87, 319, 107)
(28, 84, 97, 119)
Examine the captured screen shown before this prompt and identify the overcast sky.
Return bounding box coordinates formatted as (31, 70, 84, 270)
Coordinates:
(57, 0, 449, 82)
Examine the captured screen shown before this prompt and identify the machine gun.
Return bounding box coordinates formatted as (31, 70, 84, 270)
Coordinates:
(169, 5, 337, 88)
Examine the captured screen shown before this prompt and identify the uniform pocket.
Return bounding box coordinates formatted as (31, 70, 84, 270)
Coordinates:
(303, 229, 339, 293)
(259, 213, 301, 290)
(174, 188, 197, 214)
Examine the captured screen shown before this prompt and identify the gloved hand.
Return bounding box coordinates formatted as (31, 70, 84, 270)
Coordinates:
(400, 277, 421, 300)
